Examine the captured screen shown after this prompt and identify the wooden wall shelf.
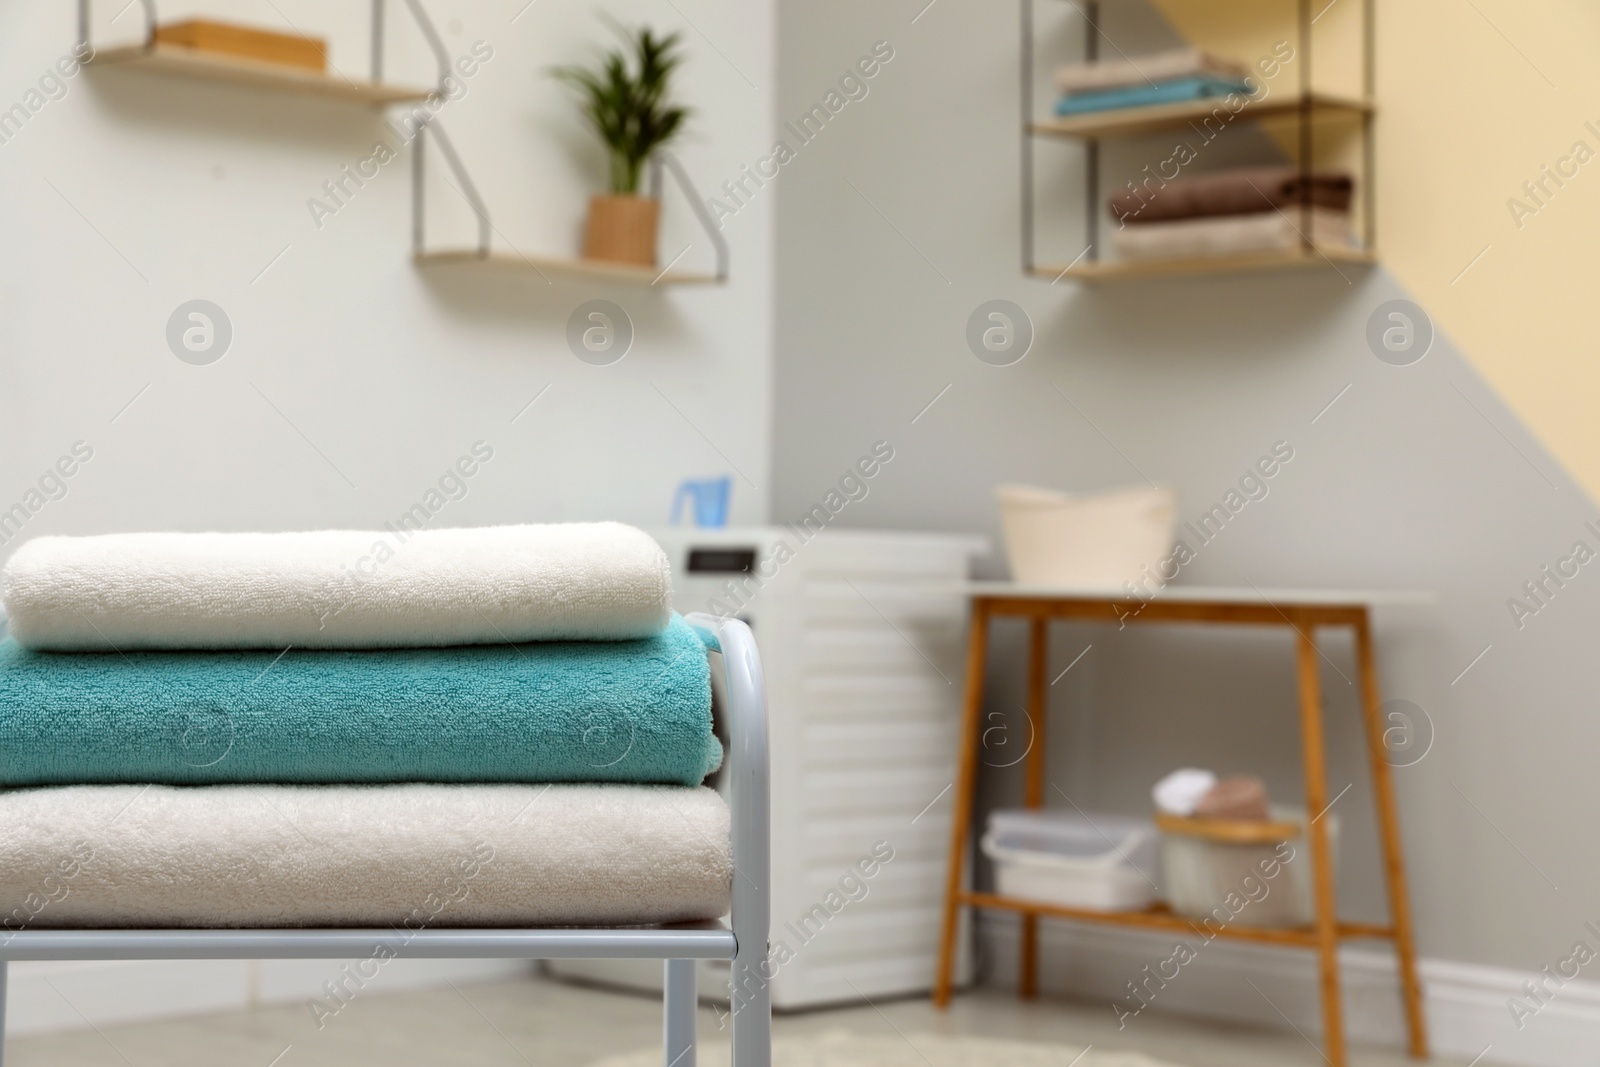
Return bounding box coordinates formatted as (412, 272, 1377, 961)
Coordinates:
(78, 6, 728, 288)
(87, 44, 431, 105)
(1022, 0, 1377, 284)
(414, 250, 722, 286)
(410, 124, 729, 287)
(1032, 91, 1372, 141)
(1030, 244, 1375, 284)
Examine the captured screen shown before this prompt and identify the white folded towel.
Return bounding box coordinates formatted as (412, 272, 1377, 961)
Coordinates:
(1112, 209, 1355, 262)
(1055, 47, 1250, 95)
(1152, 768, 1217, 817)
(0, 522, 673, 651)
(0, 783, 730, 928)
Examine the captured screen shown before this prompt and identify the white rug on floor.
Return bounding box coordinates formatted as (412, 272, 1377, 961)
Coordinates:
(589, 1030, 1185, 1067)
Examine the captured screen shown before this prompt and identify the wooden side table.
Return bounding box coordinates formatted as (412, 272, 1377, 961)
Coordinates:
(931, 584, 1431, 1067)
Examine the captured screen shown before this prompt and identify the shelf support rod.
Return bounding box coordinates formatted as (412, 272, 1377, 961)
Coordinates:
(1084, 1, 1099, 262)
(78, 0, 158, 53)
(371, 0, 385, 84)
(1363, 0, 1376, 252)
(401, 27, 726, 279)
(1020, 0, 1034, 274)
(413, 116, 493, 258)
(397, 0, 453, 94)
(412, 120, 426, 253)
(1298, 0, 1313, 252)
(656, 149, 730, 283)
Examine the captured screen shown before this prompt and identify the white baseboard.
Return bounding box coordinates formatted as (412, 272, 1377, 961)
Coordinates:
(5, 957, 533, 1036)
(980, 913, 1600, 1067)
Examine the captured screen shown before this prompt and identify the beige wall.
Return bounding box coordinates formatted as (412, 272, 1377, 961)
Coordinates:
(1153, 0, 1600, 501)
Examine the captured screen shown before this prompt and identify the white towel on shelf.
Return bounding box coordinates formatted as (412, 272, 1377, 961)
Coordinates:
(1112, 208, 1355, 262)
(1152, 768, 1217, 817)
(1054, 47, 1250, 95)
(0, 783, 730, 928)
(0, 522, 673, 651)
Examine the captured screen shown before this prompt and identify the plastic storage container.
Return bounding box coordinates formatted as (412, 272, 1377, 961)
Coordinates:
(997, 484, 1177, 588)
(982, 809, 1160, 912)
(1160, 805, 1339, 928)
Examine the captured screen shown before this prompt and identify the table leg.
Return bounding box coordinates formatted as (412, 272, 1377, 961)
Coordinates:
(1295, 620, 1346, 1067)
(1355, 613, 1430, 1059)
(1019, 617, 1049, 999)
(934, 600, 991, 1008)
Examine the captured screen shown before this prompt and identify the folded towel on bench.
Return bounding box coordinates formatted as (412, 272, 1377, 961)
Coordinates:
(0, 615, 719, 787)
(0, 783, 731, 928)
(0, 522, 672, 651)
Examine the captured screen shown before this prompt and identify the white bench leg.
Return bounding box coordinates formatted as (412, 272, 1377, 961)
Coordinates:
(0, 959, 8, 1067)
(703, 615, 771, 1067)
(664, 959, 695, 1067)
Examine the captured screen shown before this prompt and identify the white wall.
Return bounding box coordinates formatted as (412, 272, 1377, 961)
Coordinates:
(0, 0, 773, 547)
(0, 0, 774, 1033)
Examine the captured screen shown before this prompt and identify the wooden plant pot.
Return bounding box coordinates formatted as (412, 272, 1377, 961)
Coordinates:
(583, 195, 660, 267)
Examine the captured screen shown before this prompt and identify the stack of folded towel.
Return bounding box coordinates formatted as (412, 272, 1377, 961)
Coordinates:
(0, 522, 731, 929)
(1054, 47, 1255, 117)
(1109, 165, 1358, 261)
(1153, 768, 1271, 821)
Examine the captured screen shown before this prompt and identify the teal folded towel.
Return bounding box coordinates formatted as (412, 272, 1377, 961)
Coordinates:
(1055, 76, 1256, 116)
(0, 613, 720, 787)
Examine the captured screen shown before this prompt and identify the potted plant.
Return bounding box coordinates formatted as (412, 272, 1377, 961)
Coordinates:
(554, 26, 689, 268)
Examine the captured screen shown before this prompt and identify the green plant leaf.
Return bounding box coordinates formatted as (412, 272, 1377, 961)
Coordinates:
(551, 23, 691, 195)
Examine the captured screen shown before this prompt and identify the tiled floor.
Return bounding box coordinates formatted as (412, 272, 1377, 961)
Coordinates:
(7, 972, 1461, 1067)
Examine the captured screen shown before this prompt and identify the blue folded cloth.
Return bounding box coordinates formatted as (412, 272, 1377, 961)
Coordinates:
(0, 613, 720, 787)
(1055, 75, 1256, 116)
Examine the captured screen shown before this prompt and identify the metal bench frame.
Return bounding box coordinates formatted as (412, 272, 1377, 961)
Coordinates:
(0, 613, 770, 1067)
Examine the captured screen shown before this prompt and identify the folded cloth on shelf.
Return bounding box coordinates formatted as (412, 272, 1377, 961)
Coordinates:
(0, 522, 672, 651)
(0, 614, 720, 787)
(1110, 166, 1355, 225)
(1152, 768, 1216, 817)
(1054, 46, 1249, 95)
(1194, 775, 1271, 821)
(1054, 76, 1255, 117)
(1111, 207, 1354, 261)
(0, 783, 731, 928)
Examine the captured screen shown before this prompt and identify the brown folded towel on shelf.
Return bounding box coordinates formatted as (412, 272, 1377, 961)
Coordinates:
(1194, 775, 1271, 820)
(1112, 166, 1355, 225)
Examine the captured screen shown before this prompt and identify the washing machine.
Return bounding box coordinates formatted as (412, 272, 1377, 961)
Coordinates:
(550, 525, 982, 1008)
